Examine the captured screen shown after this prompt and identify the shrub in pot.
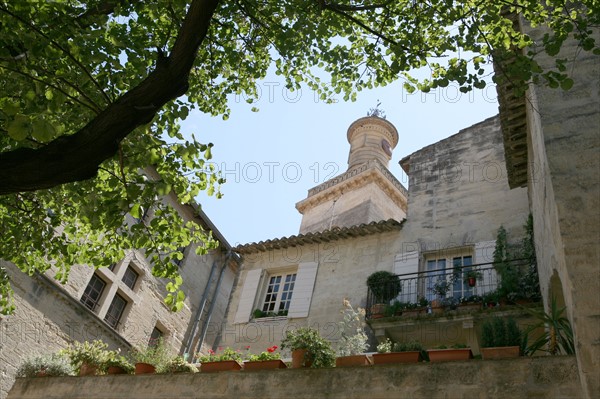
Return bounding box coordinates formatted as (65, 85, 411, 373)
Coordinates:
(16, 353, 73, 378)
(159, 356, 198, 373)
(130, 338, 170, 374)
(335, 299, 371, 367)
(372, 339, 424, 364)
(196, 347, 243, 372)
(104, 351, 134, 374)
(244, 345, 286, 370)
(481, 317, 523, 359)
(280, 327, 335, 368)
(367, 271, 401, 304)
(63, 340, 110, 376)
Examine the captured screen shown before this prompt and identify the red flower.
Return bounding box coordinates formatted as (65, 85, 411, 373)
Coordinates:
(267, 345, 278, 353)
(208, 349, 215, 355)
(245, 346, 251, 350)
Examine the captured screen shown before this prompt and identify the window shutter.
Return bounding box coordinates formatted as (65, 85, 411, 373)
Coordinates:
(233, 269, 262, 324)
(474, 241, 497, 295)
(287, 262, 318, 318)
(393, 251, 419, 303)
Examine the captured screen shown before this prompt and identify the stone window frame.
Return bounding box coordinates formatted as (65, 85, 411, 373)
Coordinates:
(79, 255, 145, 331)
(80, 273, 107, 311)
(104, 292, 128, 329)
(259, 270, 297, 316)
(121, 266, 139, 290)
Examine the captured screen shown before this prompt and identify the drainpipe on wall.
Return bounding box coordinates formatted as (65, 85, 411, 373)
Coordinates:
(183, 259, 219, 356)
(196, 252, 231, 354)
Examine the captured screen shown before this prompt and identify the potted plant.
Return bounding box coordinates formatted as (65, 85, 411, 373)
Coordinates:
(104, 350, 134, 374)
(427, 344, 473, 362)
(524, 296, 574, 356)
(196, 347, 243, 372)
(159, 355, 198, 373)
(16, 353, 73, 378)
(280, 327, 336, 368)
(130, 338, 170, 374)
(372, 339, 424, 364)
(244, 345, 287, 370)
(335, 299, 371, 367)
(366, 271, 401, 318)
(480, 317, 522, 359)
(402, 297, 429, 318)
(463, 270, 483, 287)
(430, 279, 452, 313)
(458, 295, 483, 313)
(63, 340, 110, 376)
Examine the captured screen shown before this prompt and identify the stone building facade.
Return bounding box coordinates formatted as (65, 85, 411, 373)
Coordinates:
(0, 193, 240, 399)
(223, 114, 530, 354)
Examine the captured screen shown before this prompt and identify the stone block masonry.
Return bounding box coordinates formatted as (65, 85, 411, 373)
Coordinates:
(7, 356, 582, 399)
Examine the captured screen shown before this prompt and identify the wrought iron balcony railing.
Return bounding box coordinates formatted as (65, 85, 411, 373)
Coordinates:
(365, 259, 539, 319)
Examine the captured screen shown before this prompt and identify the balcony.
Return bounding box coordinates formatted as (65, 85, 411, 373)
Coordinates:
(365, 259, 542, 352)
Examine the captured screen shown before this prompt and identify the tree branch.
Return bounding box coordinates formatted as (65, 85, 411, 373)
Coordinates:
(0, 0, 222, 195)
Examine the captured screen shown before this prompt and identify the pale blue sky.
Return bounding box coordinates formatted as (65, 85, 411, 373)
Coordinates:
(181, 77, 499, 247)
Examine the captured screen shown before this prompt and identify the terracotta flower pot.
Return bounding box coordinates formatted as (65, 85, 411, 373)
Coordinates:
(372, 351, 421, 364)
(134, 362, 156, 374)
(200, 360, 242, 373)
(243, 359, 287, 371)
(467, 277, 477, 287)
(481, 346, 520, 360)
(79, 362, 98, 376)
(427, 348, 473, 363)
(335, 354, 372, 367)
(291, 349, 312, 368)
(369, 303, 386, 319)
(107, 366, 127, 374)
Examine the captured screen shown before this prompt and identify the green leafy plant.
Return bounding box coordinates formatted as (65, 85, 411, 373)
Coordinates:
(280, 327, 335, 368)
(16, 353, 73, 378)
(367, 271, 401, 303)
(62, 340, 110, 373)
(336, 299, 369, 356)
(463, 270, 483, 283)
(393, 341, 424, 353)
(159, 356, 198, 373)
(481, 317, 522, 348)
(430, 279, 452, 298)
(252, 308, 288, 319)
(129, 338, 171, 368)
(245, 346, 281, 362)
(524, 297, 575, 355)
(104, 351, 134, 374)
(196, 347, 243, 363)
(376, 338, 394, 354)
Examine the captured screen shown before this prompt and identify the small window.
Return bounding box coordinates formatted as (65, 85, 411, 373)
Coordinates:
(104, 294, 127, 329)
(80, 274, 106, 311)
(122, 266, 139, 290)
(149, 326, 164, 347)
(261, 273, 296, 315)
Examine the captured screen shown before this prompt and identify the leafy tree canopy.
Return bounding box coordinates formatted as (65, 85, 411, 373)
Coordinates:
(0, 0, 597, 314)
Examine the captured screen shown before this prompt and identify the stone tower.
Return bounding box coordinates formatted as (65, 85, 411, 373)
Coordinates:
(296, 115, 408, 234)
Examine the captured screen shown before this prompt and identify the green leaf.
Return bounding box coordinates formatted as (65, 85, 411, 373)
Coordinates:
(31, 118, 57, 143)
(7, 114, 31, 141)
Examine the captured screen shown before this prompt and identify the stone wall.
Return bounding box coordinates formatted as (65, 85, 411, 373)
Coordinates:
(7, 356, 582, 399)
(522, 24, 600, 398)
(223, 229, 401, 352)
(0, 261, 131, 399)
(399, 116, 529, 253)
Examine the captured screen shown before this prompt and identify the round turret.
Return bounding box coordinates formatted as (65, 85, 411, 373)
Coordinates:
(346, 116, 398, 168)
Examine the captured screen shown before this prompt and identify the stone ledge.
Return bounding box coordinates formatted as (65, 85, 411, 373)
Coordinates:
(8, 356, 581, 399)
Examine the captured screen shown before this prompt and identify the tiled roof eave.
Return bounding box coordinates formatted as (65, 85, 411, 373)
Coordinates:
(234, 218, 404, 254)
